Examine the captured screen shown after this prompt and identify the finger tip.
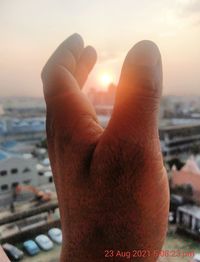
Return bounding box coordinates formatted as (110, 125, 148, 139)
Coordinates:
(119, 40, 163, 98)
(84, 45, 98, 63)
(63, 33, 84, 51)
(135, 40, 160, 51)
(71, 33, 84, 43)
(127, 40, 162, 67)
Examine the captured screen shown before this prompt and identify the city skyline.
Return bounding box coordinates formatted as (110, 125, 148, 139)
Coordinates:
(0, 0, 200, 97)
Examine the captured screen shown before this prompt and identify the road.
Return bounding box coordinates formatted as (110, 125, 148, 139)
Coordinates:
(22, 245, 61, 262)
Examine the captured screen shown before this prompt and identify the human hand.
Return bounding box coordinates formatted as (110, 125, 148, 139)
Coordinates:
(41, 33, 169, 262)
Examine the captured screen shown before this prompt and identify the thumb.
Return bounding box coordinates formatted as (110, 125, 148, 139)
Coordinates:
(106, 40, 162, 145)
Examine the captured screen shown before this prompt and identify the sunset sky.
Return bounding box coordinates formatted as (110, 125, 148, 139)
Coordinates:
(0, 0, 200, 97)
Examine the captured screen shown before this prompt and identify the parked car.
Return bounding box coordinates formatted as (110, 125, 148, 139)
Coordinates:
(35, 234, 53, 251)
(192, 253, 200, 262)
(23, 240, 40, 256)
(2, 243, 24, 261)
(48, 228, 62, 244)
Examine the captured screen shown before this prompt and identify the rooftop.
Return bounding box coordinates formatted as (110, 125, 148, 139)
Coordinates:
(0, 149, 11, 161)
(159, 123, 200, 131)
(178, 205, 200, 219)
(0, 117, 45, 135)
(0, 148, 27, 161)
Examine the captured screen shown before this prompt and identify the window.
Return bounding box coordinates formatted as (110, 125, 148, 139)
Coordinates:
(23, 168, 31, 173)
(38, 172, 43, 176)
(195, 219, 200, 232)
(23, 180, 31, 185)
(1, 184, 8, 191)
(11, 168, 18, 174)
(49, 177, 53, 183)
(12, 182, 19, 188)
(182, 213, 191, 228)
(0, 170, 7, 176)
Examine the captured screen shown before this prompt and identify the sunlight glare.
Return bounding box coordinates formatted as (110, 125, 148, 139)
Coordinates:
(100, 73, 114, 88)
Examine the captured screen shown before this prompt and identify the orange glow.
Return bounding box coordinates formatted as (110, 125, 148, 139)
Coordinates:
(99, 73, 114, 88)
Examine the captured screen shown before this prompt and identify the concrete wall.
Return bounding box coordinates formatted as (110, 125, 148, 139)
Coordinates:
(0, 157, 38, 194)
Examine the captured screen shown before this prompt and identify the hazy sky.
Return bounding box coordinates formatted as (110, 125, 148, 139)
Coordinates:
(0, 0, 200, 97)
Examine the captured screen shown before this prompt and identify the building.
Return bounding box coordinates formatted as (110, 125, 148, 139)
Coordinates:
(0, 117, 46, 143)
(88, 84, 116, 106)
(159, 124, 200, 161)
(0, 150, 38, 194)
(0, 149, 52, 195)
(1, 141, 35, 154)
(171, 157, 200, 202)
(1, 97, 45, 118)
(177, 205, 200, 238)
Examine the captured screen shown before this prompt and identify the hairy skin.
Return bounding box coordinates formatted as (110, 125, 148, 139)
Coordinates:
(42, 34, 169, 261)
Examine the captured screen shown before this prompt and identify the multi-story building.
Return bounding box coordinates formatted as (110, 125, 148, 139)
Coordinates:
(0, 117, 46, 143)
(0, 149, 52, 194)
(159, 124, 200, 161)
(1, 97, 45, 118)
(177, 205, 200, 238)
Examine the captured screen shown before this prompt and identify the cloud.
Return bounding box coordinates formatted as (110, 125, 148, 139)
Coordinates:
(177, 0, 200, 17)
(170, 0, 200, 27)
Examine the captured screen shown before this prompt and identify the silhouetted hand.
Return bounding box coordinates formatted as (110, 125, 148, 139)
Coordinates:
(41, 34, 169, 262)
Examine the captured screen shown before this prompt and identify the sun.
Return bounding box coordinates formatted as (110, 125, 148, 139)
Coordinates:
(100, 73, 114, 88)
